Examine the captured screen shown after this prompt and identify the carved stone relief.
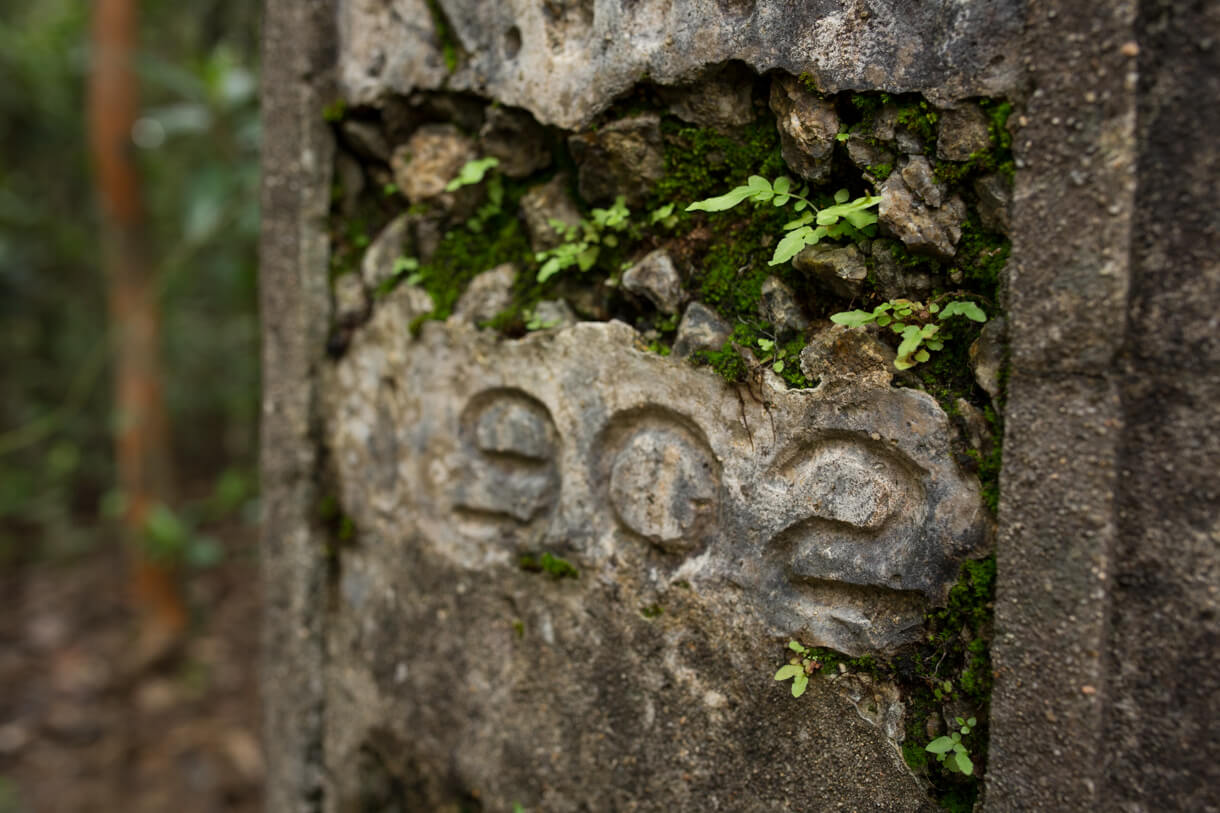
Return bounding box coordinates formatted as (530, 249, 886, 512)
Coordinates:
(324, 286, 988, 656)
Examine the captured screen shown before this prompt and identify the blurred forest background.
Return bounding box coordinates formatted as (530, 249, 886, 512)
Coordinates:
(1, 0, 265, 809)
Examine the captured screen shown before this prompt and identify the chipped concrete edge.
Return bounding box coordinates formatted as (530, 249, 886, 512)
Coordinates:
(985, 0, 1138, 809)
(259, 1, 335, 811)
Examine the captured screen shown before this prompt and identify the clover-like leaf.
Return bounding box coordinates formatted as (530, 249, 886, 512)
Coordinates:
(939, 300, 987, 322)
(783, 212, 815, 230)
(925, 736, 957, 755)
(834, 188, 850, 204)
(687, 184, 757, 212)
(830, 309, 876, 327)
(445, 156, 499, 191)
(769, 226, 815, 266)
(791, 672, 809, 698)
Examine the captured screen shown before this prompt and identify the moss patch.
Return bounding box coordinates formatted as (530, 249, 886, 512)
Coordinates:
(518, 551, 579, 580)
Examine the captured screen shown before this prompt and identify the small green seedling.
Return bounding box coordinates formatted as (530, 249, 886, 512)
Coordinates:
(392, 256, 423, 286)
(830, 297, 986, 370)
(523, 309, 561, 331)
(535, 196, 631, 282)
(445, 157, 499, 191)
(687, 176, 880, 267)
(774, 640, 823, 698)
(649, 202, 678, 229)
(926, 716, 977, 776)
(444, 157, 505, 232)
(755, 337, 793, 375)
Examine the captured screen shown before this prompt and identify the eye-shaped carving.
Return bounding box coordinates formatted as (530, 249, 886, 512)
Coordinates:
(453, 389, 560, 530)
(596, 407, 720, 555)
(772, 437, 925, 532)
(767, 436, 930, 593)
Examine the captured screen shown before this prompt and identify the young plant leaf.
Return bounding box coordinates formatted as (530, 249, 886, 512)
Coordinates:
(955, 751, 974, 776)
(791, 672, 809, 698)
(445, 156, 499, 191)
(774, 664, 802, 681)
(925, 736, 957, 754)
(830, 310, 876, 327)
(939, 301, 987, 322)
(687, 184, 756, 212)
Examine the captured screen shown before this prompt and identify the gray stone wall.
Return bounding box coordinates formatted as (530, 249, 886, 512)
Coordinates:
(260, 1, 1220, 811)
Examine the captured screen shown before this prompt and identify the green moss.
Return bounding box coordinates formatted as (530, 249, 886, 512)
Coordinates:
(322, 98, 347, 123)
(952, 218, 1010, 298)
(424, 0, 461, 73)
(866, 162, 893, 180)
(639, 604, 664, 619)
(652, 117, 785, 210)
(512, 619, 525, 638)
(407, 197, 534, 327)
(518, 551, 579, 580)
(893, 99, 940, 145)
(966, 406, 1003, 514)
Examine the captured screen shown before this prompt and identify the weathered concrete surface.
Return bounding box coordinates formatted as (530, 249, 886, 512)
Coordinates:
(316, 288, 989, 810)
(259, 1, 336, 810)
(337, 0, 1023, 128)
(985, 0, 1220, 810)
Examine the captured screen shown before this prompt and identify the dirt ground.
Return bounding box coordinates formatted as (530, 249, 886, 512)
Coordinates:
(0, 532, 263, 813)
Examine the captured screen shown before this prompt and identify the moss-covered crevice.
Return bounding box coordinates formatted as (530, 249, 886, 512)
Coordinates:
(324, 80, 1012, 811)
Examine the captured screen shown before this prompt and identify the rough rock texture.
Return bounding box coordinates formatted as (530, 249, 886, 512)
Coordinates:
(519, 174, 582, 252)
(657, 62, 757, 131)
(878, 173, 966, 260)
(793, 243, 868, 298)
(478, 105, 551, 178)
(339, 118, 391, 163)
(568, 114, 665, 206)
(390, 123, 476, 205)
(969, 317, 1006, 405)
(530, 298, 575, 330)
(846, 136, 895, 179)
(759, 276, 809, 337)
(936, 104, 992, 161)
(453, 263, 516, 324)
(672, 302, 731, 359)
(769, 75, 838, 183)
(900, 156, 945, 208)
(332, 273, 368, 327)
(317, 290, 986, 809)
(872, 240, 937, 300)
(621, 249, 684, 314)
(360, 214, 412, 290)
(337, 0, 1022, 129)
(973, 173, 1012, 235)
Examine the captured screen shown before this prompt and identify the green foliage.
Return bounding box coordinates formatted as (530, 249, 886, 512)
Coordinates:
(774, 640, 823, 698)
(687, 178, 880, 267)
(535, 197, 631, 282)
(518, 551, 579, 580)
(831, 297, 985, 370)
(523, 309, 560, 331)
(926, 717, 978, 776)
(652, 118, 785, 209)
(423, 0, 460, 73)
(1, 0, 262, 557)
(445, 157, 499, 191)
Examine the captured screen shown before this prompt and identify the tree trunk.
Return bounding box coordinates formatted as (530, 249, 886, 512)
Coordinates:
(87, 0, 185, 663)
